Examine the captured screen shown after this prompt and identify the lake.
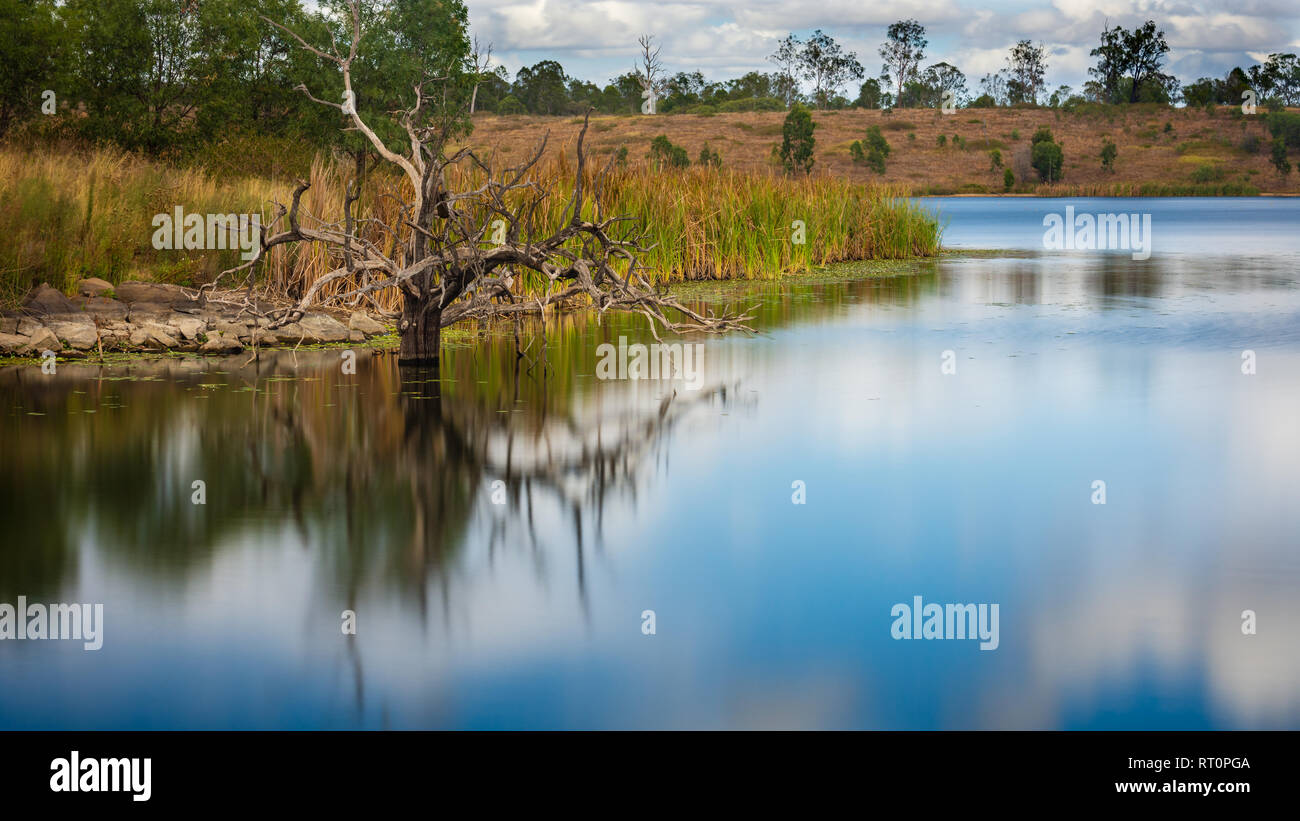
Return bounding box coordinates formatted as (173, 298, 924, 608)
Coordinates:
(2, 197, 1298, 729)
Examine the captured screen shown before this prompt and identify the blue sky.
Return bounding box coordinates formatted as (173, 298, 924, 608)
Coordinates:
(465, 0, 1300, 94)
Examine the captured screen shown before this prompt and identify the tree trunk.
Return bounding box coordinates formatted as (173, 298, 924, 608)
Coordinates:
(398, 295, 440, 365)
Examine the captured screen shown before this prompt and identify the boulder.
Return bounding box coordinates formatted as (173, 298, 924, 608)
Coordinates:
(200, 332, 243, 354)
(74, 296, 129, 320)
(296, 314, 350, 343)
(0, 332, 28, 355)
(21, 326, 60, 355)
(46, 319, 99, 351)
(76, 277, 115, 297)
(16, 317, 44, 336)
(115, 281, 198, 308)
(348, 312, 387, 335)
(172, 316, 206, 341)
(128, 323, 179, 350)
(21, 283, 76, 315)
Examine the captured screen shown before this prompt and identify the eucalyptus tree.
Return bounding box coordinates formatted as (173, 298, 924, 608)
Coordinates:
(879, 19, 927, 107)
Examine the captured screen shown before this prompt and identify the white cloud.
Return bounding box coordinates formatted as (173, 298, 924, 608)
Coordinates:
(466, 0, 1300, 88)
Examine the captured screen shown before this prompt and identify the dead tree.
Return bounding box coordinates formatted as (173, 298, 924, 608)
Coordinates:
(635, 34, 667, 113)
(218, 2, 749, 365)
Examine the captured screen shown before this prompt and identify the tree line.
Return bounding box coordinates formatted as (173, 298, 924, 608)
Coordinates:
(3, 2, 1298, 162)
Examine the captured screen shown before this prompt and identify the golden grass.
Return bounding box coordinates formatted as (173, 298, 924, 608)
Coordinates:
(465, 105, 1298, 196)
(0, 140, 939, 308)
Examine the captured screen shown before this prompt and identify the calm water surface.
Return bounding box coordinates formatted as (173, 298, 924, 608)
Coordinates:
(2, 197, 1297, 729)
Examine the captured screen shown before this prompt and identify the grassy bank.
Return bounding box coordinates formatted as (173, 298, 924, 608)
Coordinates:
(0, 143, 939, 309)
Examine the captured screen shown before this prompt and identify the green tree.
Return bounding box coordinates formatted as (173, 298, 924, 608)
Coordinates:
(0, 0, 64, 136)
(879, 19, 926, 108)
(797, 29, 864, 109)
(1100, 139, 1117, 171)
(1271, 137, 1292, 177)
(514, 60, 569, 114)
(779, 102, 816, 173)
(1006, 40, 1047, 104)
(1088, 21, 1173, 104)
(1031, 138, 1064, 181)
(854, 78, 883, 109)
(649, 135, 688, 168)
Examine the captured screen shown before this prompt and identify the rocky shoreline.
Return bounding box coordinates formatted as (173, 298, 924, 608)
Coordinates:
(0, 279, 391, 359)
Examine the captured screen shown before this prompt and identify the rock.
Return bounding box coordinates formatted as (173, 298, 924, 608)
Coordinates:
(21, 283, 76, 315)
(76, 277, 114, 297)
(200, 332, 243, 354)
(129, 323, 179, 350)
(16, 317, 43, 336)
(251, 330, 279, 346)
(45, 319, 99, 351)
(0, 316, 18, 335)
(348, 312, 387, 336)
(296, 314, 350, 343)
(74, 297, 129, 320)
(173, 316, 206, 341)
(348, 329, 364, 343)
(115, 281, 198, 308)
(21, 326, 60, 355)
(213, 320, 251, 338)
(0, 332, 28, 355)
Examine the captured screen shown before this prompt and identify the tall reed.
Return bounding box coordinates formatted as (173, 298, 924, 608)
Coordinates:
(0, 144, 940, 308)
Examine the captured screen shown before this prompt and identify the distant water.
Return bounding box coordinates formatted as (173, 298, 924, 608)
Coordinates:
(1, 198, 1298, 729)
(916, 196, 1300, 256)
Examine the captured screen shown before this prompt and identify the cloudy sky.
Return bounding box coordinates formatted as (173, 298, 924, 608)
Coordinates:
(465, 0, 1300, 93)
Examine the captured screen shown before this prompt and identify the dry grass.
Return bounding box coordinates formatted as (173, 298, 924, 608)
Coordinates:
(0, 138, 939, 308)
(464, 105, 1299, 195)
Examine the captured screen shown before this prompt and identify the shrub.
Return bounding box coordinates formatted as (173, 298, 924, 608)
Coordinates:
(1266, 112, 1300, 146)
(1010, 129, 1021, 140)
(1031, 139, 1064, 181)
(1272, 137, 1292, 177)
(717, 97, 785, 112)
(1003, 168, 1015, 191)
(936, 134, 947, 147)
(1240, 134, 1261, 154)
(697, 142, 722, 168)
(1031, 126, 1054, 146)
(1100, 140, 1117, 172)
(865, 126, 890, 157)
(1190, 163, 1225, 183)
(850, 127, 889, 174)
(779, 103, 816, 174)
(649, 135, 689, 168)
(989, 149, 1002, 170)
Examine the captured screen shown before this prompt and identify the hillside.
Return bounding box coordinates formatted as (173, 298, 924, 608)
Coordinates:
(462, 105, 1300, 195)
